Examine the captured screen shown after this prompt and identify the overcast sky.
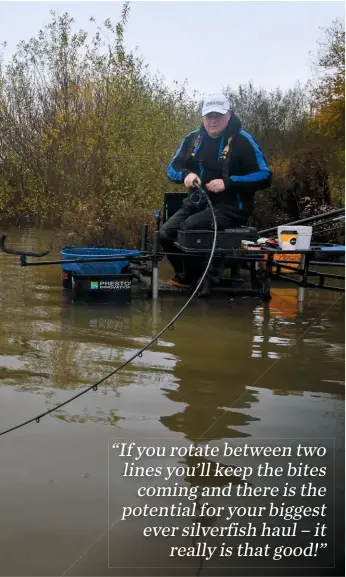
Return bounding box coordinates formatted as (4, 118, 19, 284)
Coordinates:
(0, 1, 344, 98)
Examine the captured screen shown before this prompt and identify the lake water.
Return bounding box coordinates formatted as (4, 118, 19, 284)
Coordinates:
(0, 228, 344, 576)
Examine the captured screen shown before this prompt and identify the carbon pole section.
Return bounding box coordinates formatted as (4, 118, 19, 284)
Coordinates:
(0, 183, 218, 438)
(0, 234, 151, 267)
(258, 208, 345, 236)
(19, 255, 149, 267)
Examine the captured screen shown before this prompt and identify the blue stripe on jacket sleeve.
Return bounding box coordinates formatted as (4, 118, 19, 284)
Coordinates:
(231, 130, 271, 183)
(167, 129, 199, 182)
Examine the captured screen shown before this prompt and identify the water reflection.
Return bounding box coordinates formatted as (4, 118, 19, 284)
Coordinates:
(1, 229, 344, 575)
(160, 288, 344, 445)
(252, 289, 299, 360)
(0, 228, 344, 436)
(154, 287, 344, 573)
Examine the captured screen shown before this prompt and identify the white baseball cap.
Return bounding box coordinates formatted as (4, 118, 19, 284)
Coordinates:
(202, 93, 230, 116)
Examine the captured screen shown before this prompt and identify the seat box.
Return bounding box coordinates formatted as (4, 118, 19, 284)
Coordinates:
(177, 230, 215, 250)
(177, 228, 259, 251)
(218, 227, 258, 249)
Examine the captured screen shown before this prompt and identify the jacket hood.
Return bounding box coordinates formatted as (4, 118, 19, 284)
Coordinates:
(226, 111, 242, 135)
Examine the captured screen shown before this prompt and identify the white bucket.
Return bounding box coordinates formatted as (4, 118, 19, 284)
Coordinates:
(278, 225, 312, 250)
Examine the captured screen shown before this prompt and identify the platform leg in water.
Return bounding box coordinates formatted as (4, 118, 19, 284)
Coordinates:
(152, 231, 159, 300)
(298, 255, 306, 304)
(261, 254, 273, 302)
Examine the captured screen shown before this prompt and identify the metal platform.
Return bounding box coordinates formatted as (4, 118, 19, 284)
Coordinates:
(0, 206, 345, 306)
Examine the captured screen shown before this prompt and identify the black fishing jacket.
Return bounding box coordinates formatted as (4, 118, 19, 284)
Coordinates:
(167, 112, 272, 217)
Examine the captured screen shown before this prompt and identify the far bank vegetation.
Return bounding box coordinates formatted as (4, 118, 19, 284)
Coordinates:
(0, 4, 344, 247)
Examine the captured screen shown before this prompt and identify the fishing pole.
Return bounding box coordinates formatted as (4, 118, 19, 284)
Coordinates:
(0, 182, 218, 438)
(258, 208, 345, 236)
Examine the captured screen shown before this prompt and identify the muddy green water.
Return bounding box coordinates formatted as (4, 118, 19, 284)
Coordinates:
(0, 228, 344, 576)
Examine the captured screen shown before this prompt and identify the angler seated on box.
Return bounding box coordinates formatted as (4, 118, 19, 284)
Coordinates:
(159, 93, 272, 288)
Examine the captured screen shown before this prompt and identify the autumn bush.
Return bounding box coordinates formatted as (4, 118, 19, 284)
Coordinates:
(0, 5, 343, 246)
